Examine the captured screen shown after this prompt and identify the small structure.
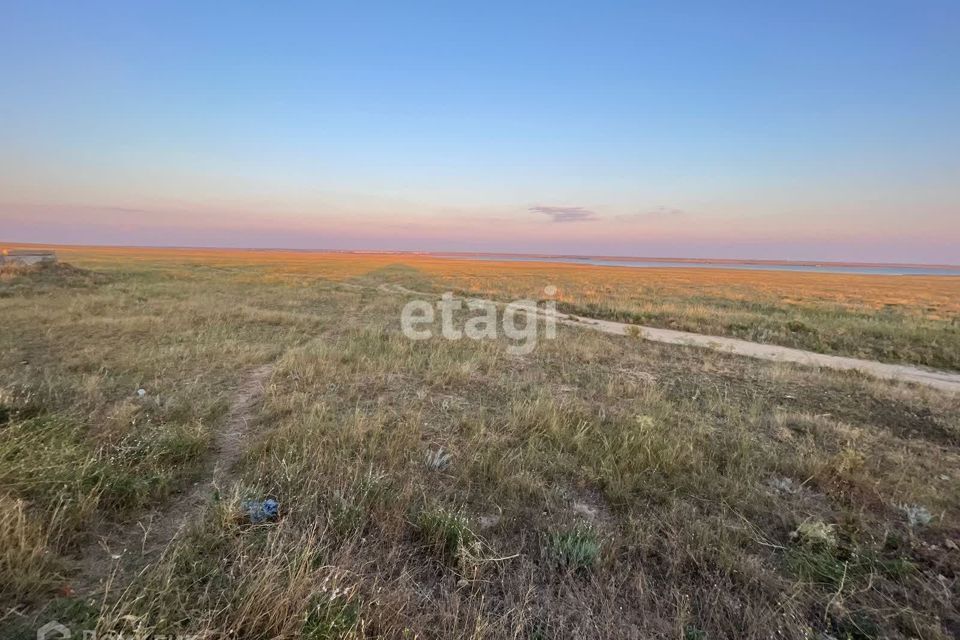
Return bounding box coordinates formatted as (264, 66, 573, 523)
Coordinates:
(0, 248, 58, 266)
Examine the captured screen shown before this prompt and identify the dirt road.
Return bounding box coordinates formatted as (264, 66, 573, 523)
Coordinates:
(542, 309, 960, 393)
(377, 283, 960, 393)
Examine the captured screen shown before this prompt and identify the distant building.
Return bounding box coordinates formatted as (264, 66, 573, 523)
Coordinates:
(0, 248, 58, 266)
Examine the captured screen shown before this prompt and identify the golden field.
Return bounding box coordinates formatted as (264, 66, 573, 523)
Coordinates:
(29, 244, 960, 369)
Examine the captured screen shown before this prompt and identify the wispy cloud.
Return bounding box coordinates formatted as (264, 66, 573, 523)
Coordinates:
(530, 205, 599, 223)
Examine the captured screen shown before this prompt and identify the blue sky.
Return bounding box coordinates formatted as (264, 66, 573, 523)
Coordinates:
(1, 1, 958, 262)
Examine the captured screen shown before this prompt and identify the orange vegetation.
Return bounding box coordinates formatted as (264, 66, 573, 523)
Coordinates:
(31, 243, 960, 318)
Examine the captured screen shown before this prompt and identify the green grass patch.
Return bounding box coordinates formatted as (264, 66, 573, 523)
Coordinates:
(415, 506, 476, 563)
(546, 524, 601, 570)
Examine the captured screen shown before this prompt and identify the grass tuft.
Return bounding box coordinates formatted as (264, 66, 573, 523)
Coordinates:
(302, 590, 363, 640)
(546, 524, 601, 570)
(416, 506, 477, 564)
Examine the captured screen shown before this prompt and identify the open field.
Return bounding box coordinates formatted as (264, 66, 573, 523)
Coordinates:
(2, 248, 960, 639)
(25, 244, 960, 370)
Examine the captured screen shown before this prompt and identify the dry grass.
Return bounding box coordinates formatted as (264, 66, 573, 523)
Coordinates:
(1, 249, 959, 639)
(17, 244, 960, 369)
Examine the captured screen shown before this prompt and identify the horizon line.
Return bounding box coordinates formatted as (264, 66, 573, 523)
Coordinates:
(3, 239, 959, 270)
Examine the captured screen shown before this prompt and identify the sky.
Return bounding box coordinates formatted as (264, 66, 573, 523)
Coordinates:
(1, 1, 959, 263)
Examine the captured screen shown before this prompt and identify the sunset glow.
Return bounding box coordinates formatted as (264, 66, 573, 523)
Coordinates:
(2, 2, 958, 263)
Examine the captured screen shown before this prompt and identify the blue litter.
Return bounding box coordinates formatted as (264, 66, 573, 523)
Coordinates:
(243, 498, 280, 524)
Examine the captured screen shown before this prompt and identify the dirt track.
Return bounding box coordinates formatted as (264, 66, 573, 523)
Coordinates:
(541, 309, 960, 393)
(377, 283, 960, 393)
(73, 364, 274, 597)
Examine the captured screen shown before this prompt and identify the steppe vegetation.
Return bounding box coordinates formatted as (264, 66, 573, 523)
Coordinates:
(1, 247, 959, 639)
(46, 245, 960, 369)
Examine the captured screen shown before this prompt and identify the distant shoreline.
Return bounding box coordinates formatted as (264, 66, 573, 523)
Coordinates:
(426, 253, 960, 276)
(426, 251, 960, 271)
(3, 240, 959, 274)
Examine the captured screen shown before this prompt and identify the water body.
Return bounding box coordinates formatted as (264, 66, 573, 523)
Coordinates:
(434, 254, 960, 276)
